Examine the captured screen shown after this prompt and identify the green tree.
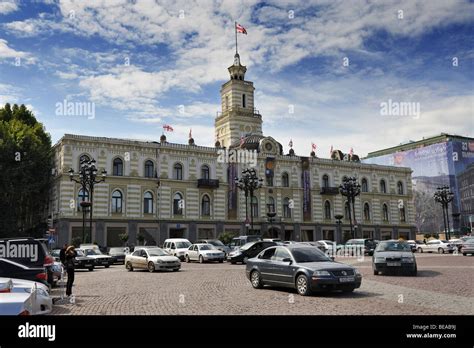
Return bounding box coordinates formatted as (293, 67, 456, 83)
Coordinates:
(218, 231, 238, 245)
(0, 103, 52, 237)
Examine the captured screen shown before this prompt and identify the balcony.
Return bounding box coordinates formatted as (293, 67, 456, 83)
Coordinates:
(197, 179, 220, 189)
(320, 187, 340, 195)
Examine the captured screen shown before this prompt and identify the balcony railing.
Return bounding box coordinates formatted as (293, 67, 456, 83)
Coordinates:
(320, 187, 340, 195)
(197, 179, 220, 189)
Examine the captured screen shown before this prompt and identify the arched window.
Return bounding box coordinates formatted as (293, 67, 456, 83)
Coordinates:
(144, 160, 154, 178)
(111, 190, 123, 213)
(400, 207, 406, 222)
(282, 173, 289, 187)
(397, 181, 404, 195)
(267, 197, 275, 213)
(77, 188, 89, 211)
(382, 204, 389, 221)
(113, 158, 123, 176)
(361, 178, 368, 192)
(324, 201, 331, 220)
(322, 174, 329, 188)
(364, 203, 371, 221)
(79, 154, 90, 169)
(344, 201, 350, 220)
(173, 163, 183, 180)
(201, 195, 211, 216)
(266, 176, 273, 187)
(283, 197, 291, 218)
(143, 191, 153, 214)
(201, 165, 210, 180)
(251, 196, 258, 218)
(173, 193, 183, 215)
(380, 179, 387, 193)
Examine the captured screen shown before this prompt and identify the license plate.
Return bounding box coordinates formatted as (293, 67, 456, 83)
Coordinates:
(387, 262, 401, 266)
(339, 277, 355, 283)
(85, 264, 92, 267)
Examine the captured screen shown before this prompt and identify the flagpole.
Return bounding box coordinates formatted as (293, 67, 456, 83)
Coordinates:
(235, 21, 238, 55)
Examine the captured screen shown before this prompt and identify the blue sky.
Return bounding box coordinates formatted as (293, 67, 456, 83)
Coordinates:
(0, 0, 473, 156)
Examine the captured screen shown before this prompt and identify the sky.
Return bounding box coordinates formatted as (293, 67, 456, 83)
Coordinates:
(0, 0, 473, 157)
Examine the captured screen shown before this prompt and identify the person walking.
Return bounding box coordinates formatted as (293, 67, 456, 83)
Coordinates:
(59, 243, 68, 265)
(65, 245, 77, 297)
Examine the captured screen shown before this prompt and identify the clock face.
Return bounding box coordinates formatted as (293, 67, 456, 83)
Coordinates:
(265, 142, 273, 152)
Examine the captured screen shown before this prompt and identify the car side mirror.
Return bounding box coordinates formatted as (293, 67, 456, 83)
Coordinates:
(282, 257, 292, 264)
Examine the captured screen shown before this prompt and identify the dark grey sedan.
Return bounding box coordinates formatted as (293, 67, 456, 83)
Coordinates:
(245, 245, 362, 296)
(373, 240, 417, 276)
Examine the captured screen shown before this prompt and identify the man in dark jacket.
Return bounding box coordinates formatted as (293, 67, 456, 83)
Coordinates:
(59, 243, 68, 265)
(65, 245, 77, 297)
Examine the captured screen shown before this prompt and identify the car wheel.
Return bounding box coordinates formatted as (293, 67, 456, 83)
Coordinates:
(438, 248, 444, 254)
(199, 255, 204, 264)
(126, 262, 133, 272)
(243, 256, 249, 264)
(296, 274, 311, 296)
(250, 270, 263, 289)
(230, 261, 236, 264)
(417, 247, 423, 253)
(105, 265, 110, 268)
(148, 262, 155, 273)
(88, 267, 94, 272)
(373, 269, 378, 275)
(410, 266, 417, 276)
(462, 253, 467, 256)
(186, 255, 191, 263)
(219, 259, 224, 263)
(342, 287, 355, 293)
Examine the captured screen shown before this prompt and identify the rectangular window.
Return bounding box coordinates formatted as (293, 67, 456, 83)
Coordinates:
(242, 94, 246, 108)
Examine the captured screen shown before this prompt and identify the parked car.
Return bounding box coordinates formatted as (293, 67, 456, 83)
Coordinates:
(162, 239, 192, 261)
(298, 241, 327, 253)
(316, 240, 336, 255)
(263, 238, 283, 243)
(406, 240, 417, 252)
(185, 244, 225, 263)
(461, 238, 474, 256)
(0, 258, 49, 287)
(0, 238, 55, 287)
(246, 244, 362, 296)
(51, 248, 95, 271)
(125, 247, 180, 272)
(373, 240, 417, 276)
(228, 241, 277, 264)
(0, 277, 52, 315)
(195, 239, 231, 256)
(417, 240, 454, 254)
(448, 239, 463, 252)
(343, 239, 377, 256)
(229, 235, 261, 250)
(283, 240, 299, 245)
(80, 248, 114, 267)
(107, 247, 127, 264)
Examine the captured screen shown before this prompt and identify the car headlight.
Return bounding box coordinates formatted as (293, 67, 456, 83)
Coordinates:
(313, 270, 331, 276)
(374, 257, 386, 263)
(354, 268, 361, 275)
(156, 260, 163, 264)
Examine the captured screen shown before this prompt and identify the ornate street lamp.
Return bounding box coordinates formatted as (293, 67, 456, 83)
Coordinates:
(434, 186, 454, 240)
(235, 168, 263, 235)
(267, 211, 277, 238)
(339, 177, 361, 239)
(69, 158, 106, 244)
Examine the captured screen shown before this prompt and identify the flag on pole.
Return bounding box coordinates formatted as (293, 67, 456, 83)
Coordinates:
(163, 124, 174, 132)
(349, 147, 354, 156)
(236, 23, 247, 34)
(329, 145, 333, 156)
(289, 139, 293, 148)
(189, 128, 192, 139)
(311, 142, 317, 151)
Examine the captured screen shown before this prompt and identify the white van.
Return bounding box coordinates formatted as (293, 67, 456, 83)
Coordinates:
(163, 238, 192, 260)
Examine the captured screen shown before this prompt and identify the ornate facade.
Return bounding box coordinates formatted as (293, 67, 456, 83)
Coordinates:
(50, 53, 416, 247)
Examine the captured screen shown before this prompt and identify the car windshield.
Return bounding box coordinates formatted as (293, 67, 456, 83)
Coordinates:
(176, 242, 191, 248)
(147, 249, 167, 257)
(199, 245, 213, 250)
(76, 250, 85, 257)
(208, 240, 224, 247)
(84, 249, 101, 255)
(376, 241, 411, 252)
(240, 242, 256, 251)
(291, 247, 331, 263)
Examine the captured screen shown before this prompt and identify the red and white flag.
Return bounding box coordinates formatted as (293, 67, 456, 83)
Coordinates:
(163, 124, 174, 132)
(311, 142, 317, 151)
(288, 139, 293, 148)
(189, 128, 192, 139)
(329, 145, 333, 156)
(236, 23, 247, 34)
(349, 147, 354, 156)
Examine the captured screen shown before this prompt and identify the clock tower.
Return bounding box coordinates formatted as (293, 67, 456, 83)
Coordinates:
(215, 53, 263, 148)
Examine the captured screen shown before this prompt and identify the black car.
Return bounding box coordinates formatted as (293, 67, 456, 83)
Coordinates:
(107, 247, 127, 264)
(227, 241, 277, 264)
(0, 258, 49, 287)
(344, 239, 377, 256)
(51, 249, 96, 271)
(0, 237, 55, 286)
(246, 245, 362, 296)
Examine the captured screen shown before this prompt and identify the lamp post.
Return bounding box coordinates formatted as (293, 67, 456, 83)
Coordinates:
(69, 158, 106, 244)
(235, 168, 263, 235)
(267, 211, 276, 238)
(339, 177, 361, 239)
(335, 214, 343, 243)
(434, 186, 454, 240)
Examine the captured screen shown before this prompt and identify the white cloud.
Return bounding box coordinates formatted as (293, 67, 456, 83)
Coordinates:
(0, 39, 35, 64)
(0, 1, 18, 15)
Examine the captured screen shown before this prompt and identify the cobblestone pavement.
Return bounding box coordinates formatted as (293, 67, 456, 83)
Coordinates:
(50, 253, 474, 315)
